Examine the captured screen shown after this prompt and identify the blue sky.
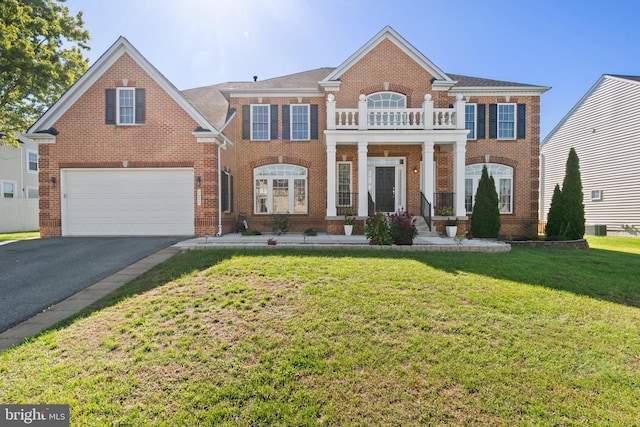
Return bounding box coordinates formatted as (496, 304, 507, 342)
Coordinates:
(64, 0, 639, 139)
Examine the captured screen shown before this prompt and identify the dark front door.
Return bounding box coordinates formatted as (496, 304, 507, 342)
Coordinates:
(375, 167, 395, 212)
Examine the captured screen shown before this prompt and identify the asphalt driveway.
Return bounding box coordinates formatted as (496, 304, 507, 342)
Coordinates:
(0, 237, 183, 333)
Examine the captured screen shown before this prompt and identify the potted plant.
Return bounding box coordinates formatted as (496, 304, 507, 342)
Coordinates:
(445, 218, 458, 238)
(437, 205, 453, 216)
(343, 208, 355, 236)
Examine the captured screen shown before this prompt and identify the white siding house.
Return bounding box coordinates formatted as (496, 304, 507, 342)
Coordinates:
(0, 138, 40, 232)
(540, 75, 640, 236)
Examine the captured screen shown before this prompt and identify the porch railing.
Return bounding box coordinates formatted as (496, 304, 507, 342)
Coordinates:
(434, 192, 455, 216)
(420, 192, 432, 231)
(368, 192, 376, 217)
(327, 93, 466, 131)
(336, 192, 358, 216)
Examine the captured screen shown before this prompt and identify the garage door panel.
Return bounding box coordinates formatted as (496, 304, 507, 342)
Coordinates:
(63, 169, 194, 236)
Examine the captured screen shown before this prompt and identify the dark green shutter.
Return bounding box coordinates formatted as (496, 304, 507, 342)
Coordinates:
(282, 105, 290, 140)
(489, 104, 497, 139)
(517, 104, 526, 138)
(310, 104, 318, 139)
(477, 104, 486, 139)
(221, 172, 229, 212)
(229, 174, 234, 212)
(270, 104, 278, 140)
(105, 89, 116, 124)
(135, 88, 145, 124)
(242, 105, 250, 139)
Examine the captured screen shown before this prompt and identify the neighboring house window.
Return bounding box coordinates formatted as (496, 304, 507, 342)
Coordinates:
(291, 104, 310, 140)
(105, 88, 146, 125)
(251, 105, 270, 140)
(221, 171, 233, 212)
(465, 104, 476, 140)
(27, 150, 38, 173)
(591, 190, 603, 201)
(2, 180, 16, 198)
(465, 164, 514, 214)
(337, 162, 352, 207)
(254, 164, 307, 214)
(27, 187, 39, 199)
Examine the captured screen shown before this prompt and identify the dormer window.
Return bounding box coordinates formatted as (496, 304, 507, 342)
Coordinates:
(105, 88, 146, 125)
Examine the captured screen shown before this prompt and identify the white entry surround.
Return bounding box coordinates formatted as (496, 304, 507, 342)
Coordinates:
(61, 168, 194, 236)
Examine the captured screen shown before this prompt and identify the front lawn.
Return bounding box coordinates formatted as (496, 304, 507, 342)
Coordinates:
(1, 240, 639, 425)
(0, 231, 39, 241)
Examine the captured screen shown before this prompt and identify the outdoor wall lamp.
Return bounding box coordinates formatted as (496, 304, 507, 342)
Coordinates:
(413, 166, 418, 174)
(196, 176, 202, 186)
(49, 177, 56, 186)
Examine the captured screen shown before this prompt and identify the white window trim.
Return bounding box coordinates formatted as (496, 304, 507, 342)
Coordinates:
(591, 189, 603, 201)
(253, 164, 308, 214)
(367, 92, 407, 108)
(465, 163, 513, 214)
(26, 149, 38, 173)
(116, 87, 135, 125)
(26, 186, 39, 199)
(465, 103, 477, 140)
(1, 180, 17, 198)
(290, 104, 310, 141)
(497, 103, 516, 140)
(250, 104, 270, 141)
(336, 161, 352, 207)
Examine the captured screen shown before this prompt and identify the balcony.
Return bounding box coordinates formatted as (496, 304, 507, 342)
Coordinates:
(326, 93, 466, 131)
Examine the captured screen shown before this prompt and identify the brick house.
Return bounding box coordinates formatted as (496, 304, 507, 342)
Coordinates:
(26, 26, 548, 238)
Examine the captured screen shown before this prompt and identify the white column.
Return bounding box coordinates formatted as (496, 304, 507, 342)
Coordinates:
(454, 93, 466, 130)
(422, 139, 435, 214)
(357, 139, 368, 217)
(453, 137, 467, 217)
(326, 139, 337, 217)
(326, 94, 336, 130)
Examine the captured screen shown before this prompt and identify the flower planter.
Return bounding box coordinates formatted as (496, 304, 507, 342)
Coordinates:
(446, 225, 457, 238)
(344, 224, 353, 236)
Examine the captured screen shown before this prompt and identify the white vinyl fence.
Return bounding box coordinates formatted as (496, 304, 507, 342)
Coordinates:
(0, 199, 39, 232)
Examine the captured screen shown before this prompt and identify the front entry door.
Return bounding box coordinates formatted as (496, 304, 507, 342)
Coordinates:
(375, 167, 395, 212)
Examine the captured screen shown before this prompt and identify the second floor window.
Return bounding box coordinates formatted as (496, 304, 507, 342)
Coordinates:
(465, 104, 476, 140)
(498, 103, 516, 139)
(251, 105, 270, 140)
(291, 105, 310, 140)
(105, 88, 145, 125)
(27, 150, 38, 173)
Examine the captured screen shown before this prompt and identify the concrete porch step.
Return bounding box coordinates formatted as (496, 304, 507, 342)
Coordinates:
(414, 216, 440, 237)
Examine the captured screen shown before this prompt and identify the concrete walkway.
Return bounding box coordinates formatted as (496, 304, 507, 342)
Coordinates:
(174, 232, 511, 253)
(0, 233, 509, 351)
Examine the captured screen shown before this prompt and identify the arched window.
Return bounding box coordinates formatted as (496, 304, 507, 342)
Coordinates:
(254, 164, 307, 214)
(465, 164, 513, 214)
(366, 92, 407, 127)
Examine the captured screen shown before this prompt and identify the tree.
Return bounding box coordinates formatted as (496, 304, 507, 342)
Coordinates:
(0, 0, 90, 145)
(544, 184, 563, 238)
(560, 147, 585, 239)
(471, 165, 501, 238)
(544, 148, 585, 240)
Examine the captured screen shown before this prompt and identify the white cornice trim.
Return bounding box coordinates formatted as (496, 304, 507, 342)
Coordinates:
(449, 86, 550, 96)
(29, 37, 218, 134)
(225, 89, 323, 98)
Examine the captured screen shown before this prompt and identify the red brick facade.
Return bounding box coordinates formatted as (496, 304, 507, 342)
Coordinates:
(31, 28, 546, 238)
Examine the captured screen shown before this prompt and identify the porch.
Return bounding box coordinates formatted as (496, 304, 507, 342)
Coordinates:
(324, 92, 469, 229)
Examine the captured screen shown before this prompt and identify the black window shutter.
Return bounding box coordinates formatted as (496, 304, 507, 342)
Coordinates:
(135, 88, 146, 124)
(221, 172, 229, 212)
(230, 174, 234, 213)
(477, 104, 486, 139)
(310, 104, 318, 139)
(270, 104, 278, 140)
(517, 104, 526, 138)
(242, 105, 250, 140)
(489, 104, 497, 139)
(282, 105, 290, 140)
(105, 89, 116, 124)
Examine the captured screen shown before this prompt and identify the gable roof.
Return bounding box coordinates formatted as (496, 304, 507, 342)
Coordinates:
(27, 36, 219, 136)
(541, 74, 640, 146)
(320, 26, 453, 89)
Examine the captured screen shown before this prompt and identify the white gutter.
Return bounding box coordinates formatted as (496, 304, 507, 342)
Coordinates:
(216, 138, 228, 236)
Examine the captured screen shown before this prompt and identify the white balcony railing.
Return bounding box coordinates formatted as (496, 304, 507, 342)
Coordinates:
(327, 93, 466, 131)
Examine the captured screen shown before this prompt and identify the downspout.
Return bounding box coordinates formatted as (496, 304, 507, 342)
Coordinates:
(216, 139, 228, 236)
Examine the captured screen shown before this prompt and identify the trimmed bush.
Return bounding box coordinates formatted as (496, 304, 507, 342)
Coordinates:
(388, 210, 418, 245)
(471, 165, 501, 238)
(365, 212, 393, 245)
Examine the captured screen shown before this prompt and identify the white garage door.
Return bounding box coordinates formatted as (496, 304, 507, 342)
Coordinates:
(62, 169, 194, 236)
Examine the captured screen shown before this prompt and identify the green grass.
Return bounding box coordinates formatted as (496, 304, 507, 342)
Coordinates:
(1, 238, 640, 425)
(0, 231, 40, 241)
